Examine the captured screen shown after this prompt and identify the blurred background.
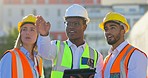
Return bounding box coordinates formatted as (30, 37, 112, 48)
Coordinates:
(0, 0, 148, 77)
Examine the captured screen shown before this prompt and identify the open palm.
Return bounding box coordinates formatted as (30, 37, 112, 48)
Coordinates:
(36, 15, 51, 36)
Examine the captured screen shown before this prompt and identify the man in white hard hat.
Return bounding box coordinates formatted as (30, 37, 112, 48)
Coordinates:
(99, 12, 147, 78)
(36, 4, 103, 78)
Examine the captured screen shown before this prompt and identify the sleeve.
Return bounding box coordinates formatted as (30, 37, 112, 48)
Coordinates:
(94, 51, 104, 78)
(128, 50, 147, 78)
(37, 34, 57, 60)
(0, 52, 12, 78)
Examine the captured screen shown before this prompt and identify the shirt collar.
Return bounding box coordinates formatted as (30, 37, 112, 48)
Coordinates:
(109, 40, 128, 54)
(20, 46, 37, 56)
(66, 39, 86, 48)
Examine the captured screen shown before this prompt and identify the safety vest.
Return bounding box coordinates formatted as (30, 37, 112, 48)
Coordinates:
(102, 44, 147, 78)
(51, 41, 99, 78)
(4, 48, 44, 78)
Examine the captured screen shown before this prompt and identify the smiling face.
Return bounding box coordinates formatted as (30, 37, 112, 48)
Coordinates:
(65, 17, 86, 41)
(104, 21, 125, 46)
(20, 23, 38, 46)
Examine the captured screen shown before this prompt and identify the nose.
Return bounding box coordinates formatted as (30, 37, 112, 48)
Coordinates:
(25, 30, 30, 35)
(104, 29, 112, 36)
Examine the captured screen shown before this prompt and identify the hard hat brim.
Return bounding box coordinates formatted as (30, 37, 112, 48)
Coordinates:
(99, 21, 130, 33)
(18, 22, 23, 32)
(99, 22, 105, 31)
(63, 16, 90, 24)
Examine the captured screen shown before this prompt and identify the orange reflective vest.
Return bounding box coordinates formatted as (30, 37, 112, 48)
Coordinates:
(4, 48, 43, 78)
(102, 44, 147, 78)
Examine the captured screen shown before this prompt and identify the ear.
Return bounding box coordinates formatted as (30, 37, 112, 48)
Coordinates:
(83, 25, 87, 31)
(121, 28, 125, 35)
(119, 25, 125, 34)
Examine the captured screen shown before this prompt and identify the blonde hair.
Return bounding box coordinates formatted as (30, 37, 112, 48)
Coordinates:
(14, 32, 38, 52)
(15, 14, 38, 52)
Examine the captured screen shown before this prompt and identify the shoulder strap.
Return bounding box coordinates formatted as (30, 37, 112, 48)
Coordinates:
(102, 53, 112, 78)
(14, 48, 34, 78)
(89, 47, 98, 68)
(36, 56, 43, 77)
(9, 50, 18, 78)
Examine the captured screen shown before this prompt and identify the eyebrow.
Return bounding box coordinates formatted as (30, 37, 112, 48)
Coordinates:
(108, 24, 119, 28)
(21, 27, 27, 29)
(21, 26, 36, 29)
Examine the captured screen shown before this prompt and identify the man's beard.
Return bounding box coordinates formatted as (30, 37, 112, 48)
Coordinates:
(106, 33, 120, 45)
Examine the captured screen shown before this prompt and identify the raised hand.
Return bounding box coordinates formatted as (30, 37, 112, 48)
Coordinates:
(36, 15, 51, 36)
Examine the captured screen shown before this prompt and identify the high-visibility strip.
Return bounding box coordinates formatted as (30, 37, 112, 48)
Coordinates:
(89, 47, 94, 68)
(61, 41, 72, 68)
(110, 44, 131, 73)
(54, 40, 60, 66)
(13, 50, 23, 78)
(102, 54, 112, 78)
(39, 57, 43, 77)
(124, 47, 135, 78)
(8, 50, 18, 78)
(36, 56, 43, 77)
(94, 50, 98, 67)
(120, 45, 134, 78)
(15, 48, 34, 78)
(89, 47, 98, 68)
(80, 44, 90, 68)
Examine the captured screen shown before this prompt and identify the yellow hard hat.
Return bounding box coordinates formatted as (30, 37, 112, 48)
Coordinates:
(99, 12, 130, 33)
(18, 14, 36, 32)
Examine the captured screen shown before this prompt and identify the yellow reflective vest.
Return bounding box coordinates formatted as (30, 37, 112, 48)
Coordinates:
(51, 41, 98, 78)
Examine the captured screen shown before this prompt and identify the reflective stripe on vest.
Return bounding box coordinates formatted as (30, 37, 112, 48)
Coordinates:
(36, 55, 44, 78)
(51, 40, 98, 78)
(4, 48, 44, 78)
(102, 44, 136, 78)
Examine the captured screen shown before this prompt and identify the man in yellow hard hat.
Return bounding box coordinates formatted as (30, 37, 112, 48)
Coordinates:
(99, 12, 147, 78)
(36, 4, 103, 78)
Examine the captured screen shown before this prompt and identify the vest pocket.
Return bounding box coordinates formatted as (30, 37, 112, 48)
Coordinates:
(110, 73, 120, 78)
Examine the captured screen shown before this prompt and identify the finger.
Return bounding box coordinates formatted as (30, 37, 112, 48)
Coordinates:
(39, 16, 46, 22)
(45, 22, 51, 30)
(36, 16, 43, 23)
(47, 22, 51, 25)
(46, 22, 51, 27)
(36, 16, 41, 25)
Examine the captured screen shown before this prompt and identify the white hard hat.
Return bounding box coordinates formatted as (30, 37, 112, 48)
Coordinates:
(64, 4, 90, 24)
